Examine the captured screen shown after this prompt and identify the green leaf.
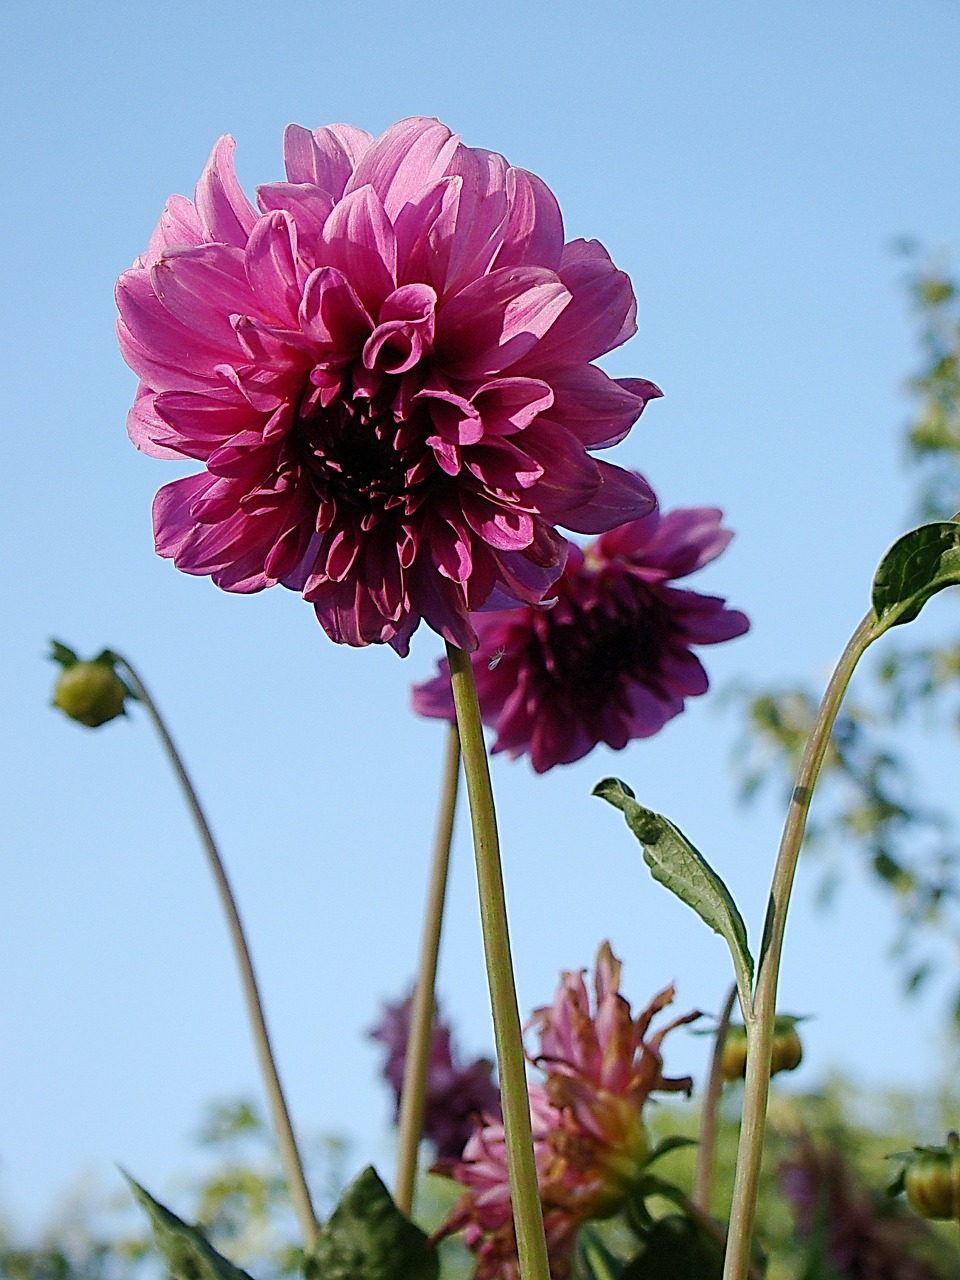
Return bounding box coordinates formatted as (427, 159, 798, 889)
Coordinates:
(576, 1224, 627, 1280)
(620, 1216, 723, 1279)
(304, 1167, 438, 1280)
(594, 779, 753, 995)
(48, 639, 79, 668)
(871, 521, 960, 631)
(123, 1174, 255, 1280)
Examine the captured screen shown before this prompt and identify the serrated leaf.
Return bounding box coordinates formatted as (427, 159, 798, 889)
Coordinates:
(871, 521, 960, 632)
(123, 1174, 255, 1280)
(620, 1216, 723, 1279)
(304, 1167, 438, 1280)
(594, 779, 753, 995)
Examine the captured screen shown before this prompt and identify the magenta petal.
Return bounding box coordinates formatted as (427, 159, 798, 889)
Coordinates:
(151, 244, 257, 347)
(319, 185, 397, 313)
(256, 182, 334, 249)
(140, 194, 205, 267)
(127, 385, 187, 459)
(559, 461, 655, 533)
(194, 136, 258, 247)
(344, 117, 459, 220)
(519, 239, 637, 370)
(494, 167, 564, 273)
(245, 210, 305, 326)
(283, 123, 371, 197)
(437, 267, 572, 379)
(299, 265, 372, 351)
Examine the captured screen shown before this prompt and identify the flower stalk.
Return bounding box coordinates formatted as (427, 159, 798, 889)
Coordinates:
(721, 611, 878, 1280)
(394, 722, 461, 1215)
(114, 656, 320, 1248)
(445, 641, 551, 1280)
(693, 982, 737, 1212)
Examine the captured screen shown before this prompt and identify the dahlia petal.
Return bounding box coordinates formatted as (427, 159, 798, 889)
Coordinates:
(417, 388, 483, 446)
(658, 587, 751, 644)
(256, 182, 335, 248)
(324, 527, 361, 581)
(436, 146, 511, 293)
(461, 494, 535, 552)
(344, 117, 459, 221)
(282, 122, 372, 197)
(151, 244, 257, 347)
(465, 439, 544, 490)
(558, 461, 655, 533)
(470, 377, 554, 436)
(126, 385, 187, 459)
(299, 265, 372, 352)
(518, 239, 637, 369)
(409, 558, 478, 652)
(319, 185, 397, 313)
(598, 507, 734, 581)
(153, 389, 261, 456)
(517, 422, 604, 513)
(437, 267, 572, 379)
(194, 136, 257, 247)
(494, 167, 564, 273)
(544, 365, 657, 449)
(116, 270, 236, 382)
(363, 283, 437, 373)
(394, 177, 459, 287)
(140, 194, 205, 267)
(245, 210, 307, 326)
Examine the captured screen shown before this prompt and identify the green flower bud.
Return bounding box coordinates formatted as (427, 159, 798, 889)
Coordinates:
(49, 642, 132, 728)
(720, 1016, 803, 1082)
(894, 1132, 960, 1221)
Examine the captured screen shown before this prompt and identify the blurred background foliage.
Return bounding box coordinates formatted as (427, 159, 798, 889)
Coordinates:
(4, 259, 960, 1277)
(734, 248, 960, 1030)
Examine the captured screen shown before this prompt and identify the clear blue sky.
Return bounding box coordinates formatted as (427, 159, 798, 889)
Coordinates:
(2, 0, 959, 1235)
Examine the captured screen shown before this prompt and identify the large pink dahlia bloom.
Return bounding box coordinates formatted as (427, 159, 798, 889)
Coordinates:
(117, 118, 660, 655)
(411, 494, 750, 768)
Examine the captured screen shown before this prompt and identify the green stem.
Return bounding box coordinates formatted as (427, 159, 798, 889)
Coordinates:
(693, 983, 737, 1212)
(394, 723, 461, 1215)
(721, 612, 878, 1280)
(445, 642, 551, 1280)
(116, 656, 320, 1248)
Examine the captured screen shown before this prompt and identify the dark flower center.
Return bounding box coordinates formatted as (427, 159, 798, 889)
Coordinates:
(543, 582, 667, 695)
(294, 385, 436, 521)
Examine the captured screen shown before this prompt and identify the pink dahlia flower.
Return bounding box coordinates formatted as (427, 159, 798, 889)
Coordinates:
(117, 118, 659, 655)
(434, 943, 697, 1278)
(411, 496, 750, 767)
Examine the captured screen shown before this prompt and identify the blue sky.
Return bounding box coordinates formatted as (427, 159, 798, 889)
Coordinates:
(2, 0, 959, 1236)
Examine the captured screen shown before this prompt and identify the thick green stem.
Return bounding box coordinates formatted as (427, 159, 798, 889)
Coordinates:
(394, 723, 461, 1215)
(445, 642, 551, 1280)
(693, 983, 737, 1212)
(721, 612, 878, 1280)
(116, 657, 320, 1248)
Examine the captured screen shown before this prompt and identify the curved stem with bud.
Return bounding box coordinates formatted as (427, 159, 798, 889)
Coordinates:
(114, 656, 320, 1249)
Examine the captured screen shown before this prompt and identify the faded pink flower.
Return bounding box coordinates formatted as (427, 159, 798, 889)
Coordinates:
(434, 943, 697, 1277)
(117, 119, 659, 655)
(411, 496, 749, 766)
(369, 992, 500, 1160)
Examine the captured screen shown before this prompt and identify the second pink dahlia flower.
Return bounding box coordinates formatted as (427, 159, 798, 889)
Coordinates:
(117, 118, 659, 655)
(411, 494, 749, 768)
(434, 943, 697, 1279)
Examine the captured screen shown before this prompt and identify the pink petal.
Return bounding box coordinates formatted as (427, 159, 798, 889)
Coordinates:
(558, 461, 655, 533)
(283, 123, 371, 198)
(436, 267, 572, 379)
(151, 244, 257, 347)
(318, 185, 397, 314)
(256, 182, 334, 250)
(194, 136, 258, 247)
(244, 210, 305, 327)
(493, 167, 564, 272)
(343, 117, 460, 221)
(544, 365, 658, 449)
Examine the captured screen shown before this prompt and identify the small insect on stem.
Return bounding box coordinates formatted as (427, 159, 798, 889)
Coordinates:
(488, 647, 506, 671)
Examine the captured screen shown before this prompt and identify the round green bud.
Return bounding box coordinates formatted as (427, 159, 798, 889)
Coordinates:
(53, 661, 128, 728)
(720, 1017, 803, 1082)
(902, 1132, 960, 1221)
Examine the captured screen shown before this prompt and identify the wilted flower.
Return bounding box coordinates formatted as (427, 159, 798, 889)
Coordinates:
(370, 992, 499, 1160)
(781, 1132, 944, 1280)
(434, 943, 696, 1278)
(412, 498, 749, 769)
(117, 118, 659, 655)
